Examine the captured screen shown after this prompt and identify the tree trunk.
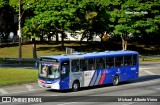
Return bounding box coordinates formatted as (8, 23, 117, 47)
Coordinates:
(56, 32, 59, 43)
(121, 35, 127, 50)
(61, 31, 64, 48)
(124, 40, 127, 50)
(3, 32, 9, 43)
(121, 35, 124, 50)
(48, 34, 51, 42)
(32, 38, 37, 58)
(40, 33, 43, 43)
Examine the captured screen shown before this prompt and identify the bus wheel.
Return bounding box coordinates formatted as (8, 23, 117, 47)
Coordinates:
(113, 76, 119, 86)
(72, 81, 80, 92)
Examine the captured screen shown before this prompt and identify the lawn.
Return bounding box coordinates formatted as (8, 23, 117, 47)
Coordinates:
(0, 42, 84, 58)
(0, 68, 38, 87)
(0, 41, 159, 59)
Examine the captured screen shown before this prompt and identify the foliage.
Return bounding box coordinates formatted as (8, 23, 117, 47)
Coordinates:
(109, 0, 160, 49)
(0, 0, 15, 42)
(0, 0, 160, 52)
(70, 0, 110, 41)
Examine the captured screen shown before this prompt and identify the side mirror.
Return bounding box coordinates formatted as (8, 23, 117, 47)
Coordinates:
(35, 60, 39, 70)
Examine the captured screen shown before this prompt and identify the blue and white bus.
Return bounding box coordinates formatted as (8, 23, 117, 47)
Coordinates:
(37, 50, 139, 91)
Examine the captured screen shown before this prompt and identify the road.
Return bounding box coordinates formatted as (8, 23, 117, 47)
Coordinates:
(0, 62, 160, 105)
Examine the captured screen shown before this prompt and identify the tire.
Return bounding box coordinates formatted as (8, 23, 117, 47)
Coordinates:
(113, 76, 119, 86)
(72, 81, 80, 92)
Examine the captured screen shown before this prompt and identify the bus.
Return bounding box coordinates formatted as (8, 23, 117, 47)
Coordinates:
(36, 50, 139, 91)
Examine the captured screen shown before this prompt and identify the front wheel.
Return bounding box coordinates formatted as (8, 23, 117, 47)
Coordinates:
(72, 81, 80, 92)
(113, 76, 119, 86)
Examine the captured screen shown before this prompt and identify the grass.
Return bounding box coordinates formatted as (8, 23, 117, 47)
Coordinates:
(0, 41, 160, 60)
(140, 57, 160, 62)
(0, 68, 38, 87)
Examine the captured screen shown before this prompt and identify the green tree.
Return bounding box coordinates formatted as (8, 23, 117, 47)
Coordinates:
(0, 0, 15, 42)
(109, 0, 160, 50)
(70, 0, 110, 43)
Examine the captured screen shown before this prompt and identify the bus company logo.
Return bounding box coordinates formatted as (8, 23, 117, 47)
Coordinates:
(2, 97, 11, 103)
(85, 73, 91, 77)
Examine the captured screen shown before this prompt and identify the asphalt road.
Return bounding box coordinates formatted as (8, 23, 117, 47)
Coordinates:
(0, 62, 160, 105)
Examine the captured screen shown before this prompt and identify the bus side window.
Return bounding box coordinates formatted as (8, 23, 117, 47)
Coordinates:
(71, 60, 80, 72)
(115, 56, 123, 67)
(80, 59, 87, 71)
(124, 55, 132, 66)
(133, 55, 137, 65)
(88, 59, 95, 70)
(106, 57, 114, 68)
(96, 58, 105, 69)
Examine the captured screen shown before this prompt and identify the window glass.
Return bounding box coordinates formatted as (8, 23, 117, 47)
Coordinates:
(133, 55, 137, 65)
(71, 60, 80, 72)
(88, 59, 95, 70)
(124, 55, 132, 66)
(96, 58, 105, 69)
(49, 64, 60, 78)
(39, 63, 60, 79)
(115, 56, 123, 67)
(80, 59, 88, 71)
(106, 57, 114, 68)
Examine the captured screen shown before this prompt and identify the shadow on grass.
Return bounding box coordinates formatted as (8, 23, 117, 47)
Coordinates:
(1, 41, 160, 55)
(36, 41, 160, 55)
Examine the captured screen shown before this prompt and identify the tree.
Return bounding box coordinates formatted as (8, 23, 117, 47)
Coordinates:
(0, 0, 15, 42)
(132, 0, 160, 44)
(23, 18, 40, 58)
(109, 0, 160, 50)
(70, 0, 110, 43)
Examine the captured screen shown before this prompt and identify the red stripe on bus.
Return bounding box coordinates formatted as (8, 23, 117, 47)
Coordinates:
(98, 70, 106, 85)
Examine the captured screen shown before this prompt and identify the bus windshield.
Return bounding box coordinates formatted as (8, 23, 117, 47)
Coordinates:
(39, 63, 60, 79)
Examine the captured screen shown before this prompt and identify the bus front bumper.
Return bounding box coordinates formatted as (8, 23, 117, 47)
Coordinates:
(38, 79, 60, 90)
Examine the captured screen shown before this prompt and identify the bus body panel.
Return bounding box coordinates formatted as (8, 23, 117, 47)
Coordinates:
(69, 72, 83, 88)
(83, 70, 95, 87)
(103, 69, 114, 84)
(125, 66, 138, 80)
(60, 76, 69, 90)
(37, 50, 139, 90)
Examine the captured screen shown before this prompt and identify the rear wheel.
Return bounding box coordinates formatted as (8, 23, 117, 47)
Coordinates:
(72, 81, 80, 92)
(113, 76, 119, 86)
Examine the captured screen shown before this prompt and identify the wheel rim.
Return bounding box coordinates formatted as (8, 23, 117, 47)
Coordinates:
(114, 77, 119, 85)
(73, 83, 78, 90)
(115, 78, 118, 84)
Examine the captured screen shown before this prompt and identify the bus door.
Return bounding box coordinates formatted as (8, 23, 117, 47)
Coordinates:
(131, 55, 139, 78)
(60, 61, 70, 90)
(118, 66, 127, 81)
(126, 65, 138, 79)
(115, 56, 127, 81)
(106, 57, 116, 83)
(124, 55, 137, 79)
(83, 59, 96, 87)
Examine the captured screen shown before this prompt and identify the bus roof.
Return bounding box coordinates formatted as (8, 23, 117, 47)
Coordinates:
(40, 50, 138, 61)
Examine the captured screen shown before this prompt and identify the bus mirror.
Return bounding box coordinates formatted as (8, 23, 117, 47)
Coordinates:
(35, 60, 39, 70)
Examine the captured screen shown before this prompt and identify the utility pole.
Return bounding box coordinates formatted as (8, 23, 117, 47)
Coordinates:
(18, 0, 22, 58)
